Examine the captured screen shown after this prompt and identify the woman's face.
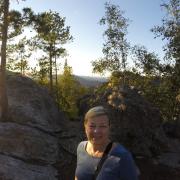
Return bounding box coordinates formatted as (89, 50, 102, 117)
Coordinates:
(85, 115, 110, 146)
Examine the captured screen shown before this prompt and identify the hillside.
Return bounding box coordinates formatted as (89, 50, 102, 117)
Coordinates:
(74, 75, 108, 87)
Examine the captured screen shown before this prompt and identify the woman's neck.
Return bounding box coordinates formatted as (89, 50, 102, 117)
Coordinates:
(86, 139, 111, 157)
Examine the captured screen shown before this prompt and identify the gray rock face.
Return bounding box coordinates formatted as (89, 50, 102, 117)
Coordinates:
(7, 74, 62, 133)
(0, 122, 59, 164)
(157, 152, 180, 168)
(0, 154, 58, 180)
(0, 74, 71, 180)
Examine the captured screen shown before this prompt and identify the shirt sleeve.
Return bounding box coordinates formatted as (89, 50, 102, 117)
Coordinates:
(118, 152, 139, 180)
(76, 142, 82, 163)
(76, 141, 86, 164)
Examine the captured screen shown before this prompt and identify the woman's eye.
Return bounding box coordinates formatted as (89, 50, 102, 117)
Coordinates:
(99, 126, 107, 128)
(88, 125, 108, 129)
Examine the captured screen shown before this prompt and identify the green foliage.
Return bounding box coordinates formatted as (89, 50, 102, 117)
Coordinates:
(152, 0, 180, 89)
(1, 7, 29, 40)
(7, 37, 31, 74)
(132, 45, 161, 76)
(31, 10, 73, 93)
(91, 0, 179, 124)
(108, 70, 142, 89)
(57, 63, 88, 119)
(140, 76, 179, 122)
(30, 56, 49, 86)
(108, 70, 180, 122)
(92, 2, 130, 74)
(152, 0, 180, 60)
(150, 0, 180, 122)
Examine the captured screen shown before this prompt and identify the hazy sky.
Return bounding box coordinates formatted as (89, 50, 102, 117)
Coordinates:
(10, 0, 167, 76)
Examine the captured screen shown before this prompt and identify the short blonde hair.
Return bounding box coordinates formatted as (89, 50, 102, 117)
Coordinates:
(84, 106, 109, 125)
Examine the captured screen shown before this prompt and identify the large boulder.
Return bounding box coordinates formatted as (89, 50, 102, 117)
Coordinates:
(7, 74, 62, 133)
(0, 154, 57, 180)
(0, 122, 59, 164)
(78, 85, 173, 157)
(0, 73, 76, 180)
(77, 85, 180, 179)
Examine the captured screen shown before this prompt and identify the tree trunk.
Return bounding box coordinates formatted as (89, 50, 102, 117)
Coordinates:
(49, 45, 53, 94)
(0, 0, 9, 120)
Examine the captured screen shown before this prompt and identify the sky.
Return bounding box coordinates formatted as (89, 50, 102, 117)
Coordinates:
(10, 0, 168, 77)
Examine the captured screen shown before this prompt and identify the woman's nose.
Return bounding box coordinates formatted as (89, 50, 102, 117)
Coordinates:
(93, 127, 101, 133)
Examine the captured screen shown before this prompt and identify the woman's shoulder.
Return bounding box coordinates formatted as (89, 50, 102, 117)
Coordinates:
(77, 141, 87, 151)
(111, 142, 131, 157)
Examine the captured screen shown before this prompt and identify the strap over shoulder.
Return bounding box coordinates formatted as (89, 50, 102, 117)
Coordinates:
(94, 141, 113, 179)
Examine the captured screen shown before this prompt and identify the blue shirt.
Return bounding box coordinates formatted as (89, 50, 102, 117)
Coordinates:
(75, 141, 139, 180)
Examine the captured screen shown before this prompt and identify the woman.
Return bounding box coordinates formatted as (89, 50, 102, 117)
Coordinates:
(75, 106, 139, 180)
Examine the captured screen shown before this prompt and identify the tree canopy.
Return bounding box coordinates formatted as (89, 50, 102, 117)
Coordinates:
(92, 2, 129, 75)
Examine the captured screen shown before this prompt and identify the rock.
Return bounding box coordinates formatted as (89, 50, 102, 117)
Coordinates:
(7, 74, 63, 133)
(0, 122, 59, 164)
(136, 157, 180, 180)
(0, 154, 58, 180)
(76, 84, 180, 179)
(157, 152, 180, 168)
(2, 73, 180, 179)
(163, 121, 180, 139)
(0, 73, 74, 179)
(78, 85, 169, 157)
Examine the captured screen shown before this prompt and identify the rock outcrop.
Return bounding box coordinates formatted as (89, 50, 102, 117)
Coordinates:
(77, 85, 180, 179)
(0, 73, 76, 180)
(1, 73, 180, 180)
(78, 85, 169, 157)
(7, 74, 62, 133)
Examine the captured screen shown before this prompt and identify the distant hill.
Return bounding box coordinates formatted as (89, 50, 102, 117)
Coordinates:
(74, 75, 108, 87)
